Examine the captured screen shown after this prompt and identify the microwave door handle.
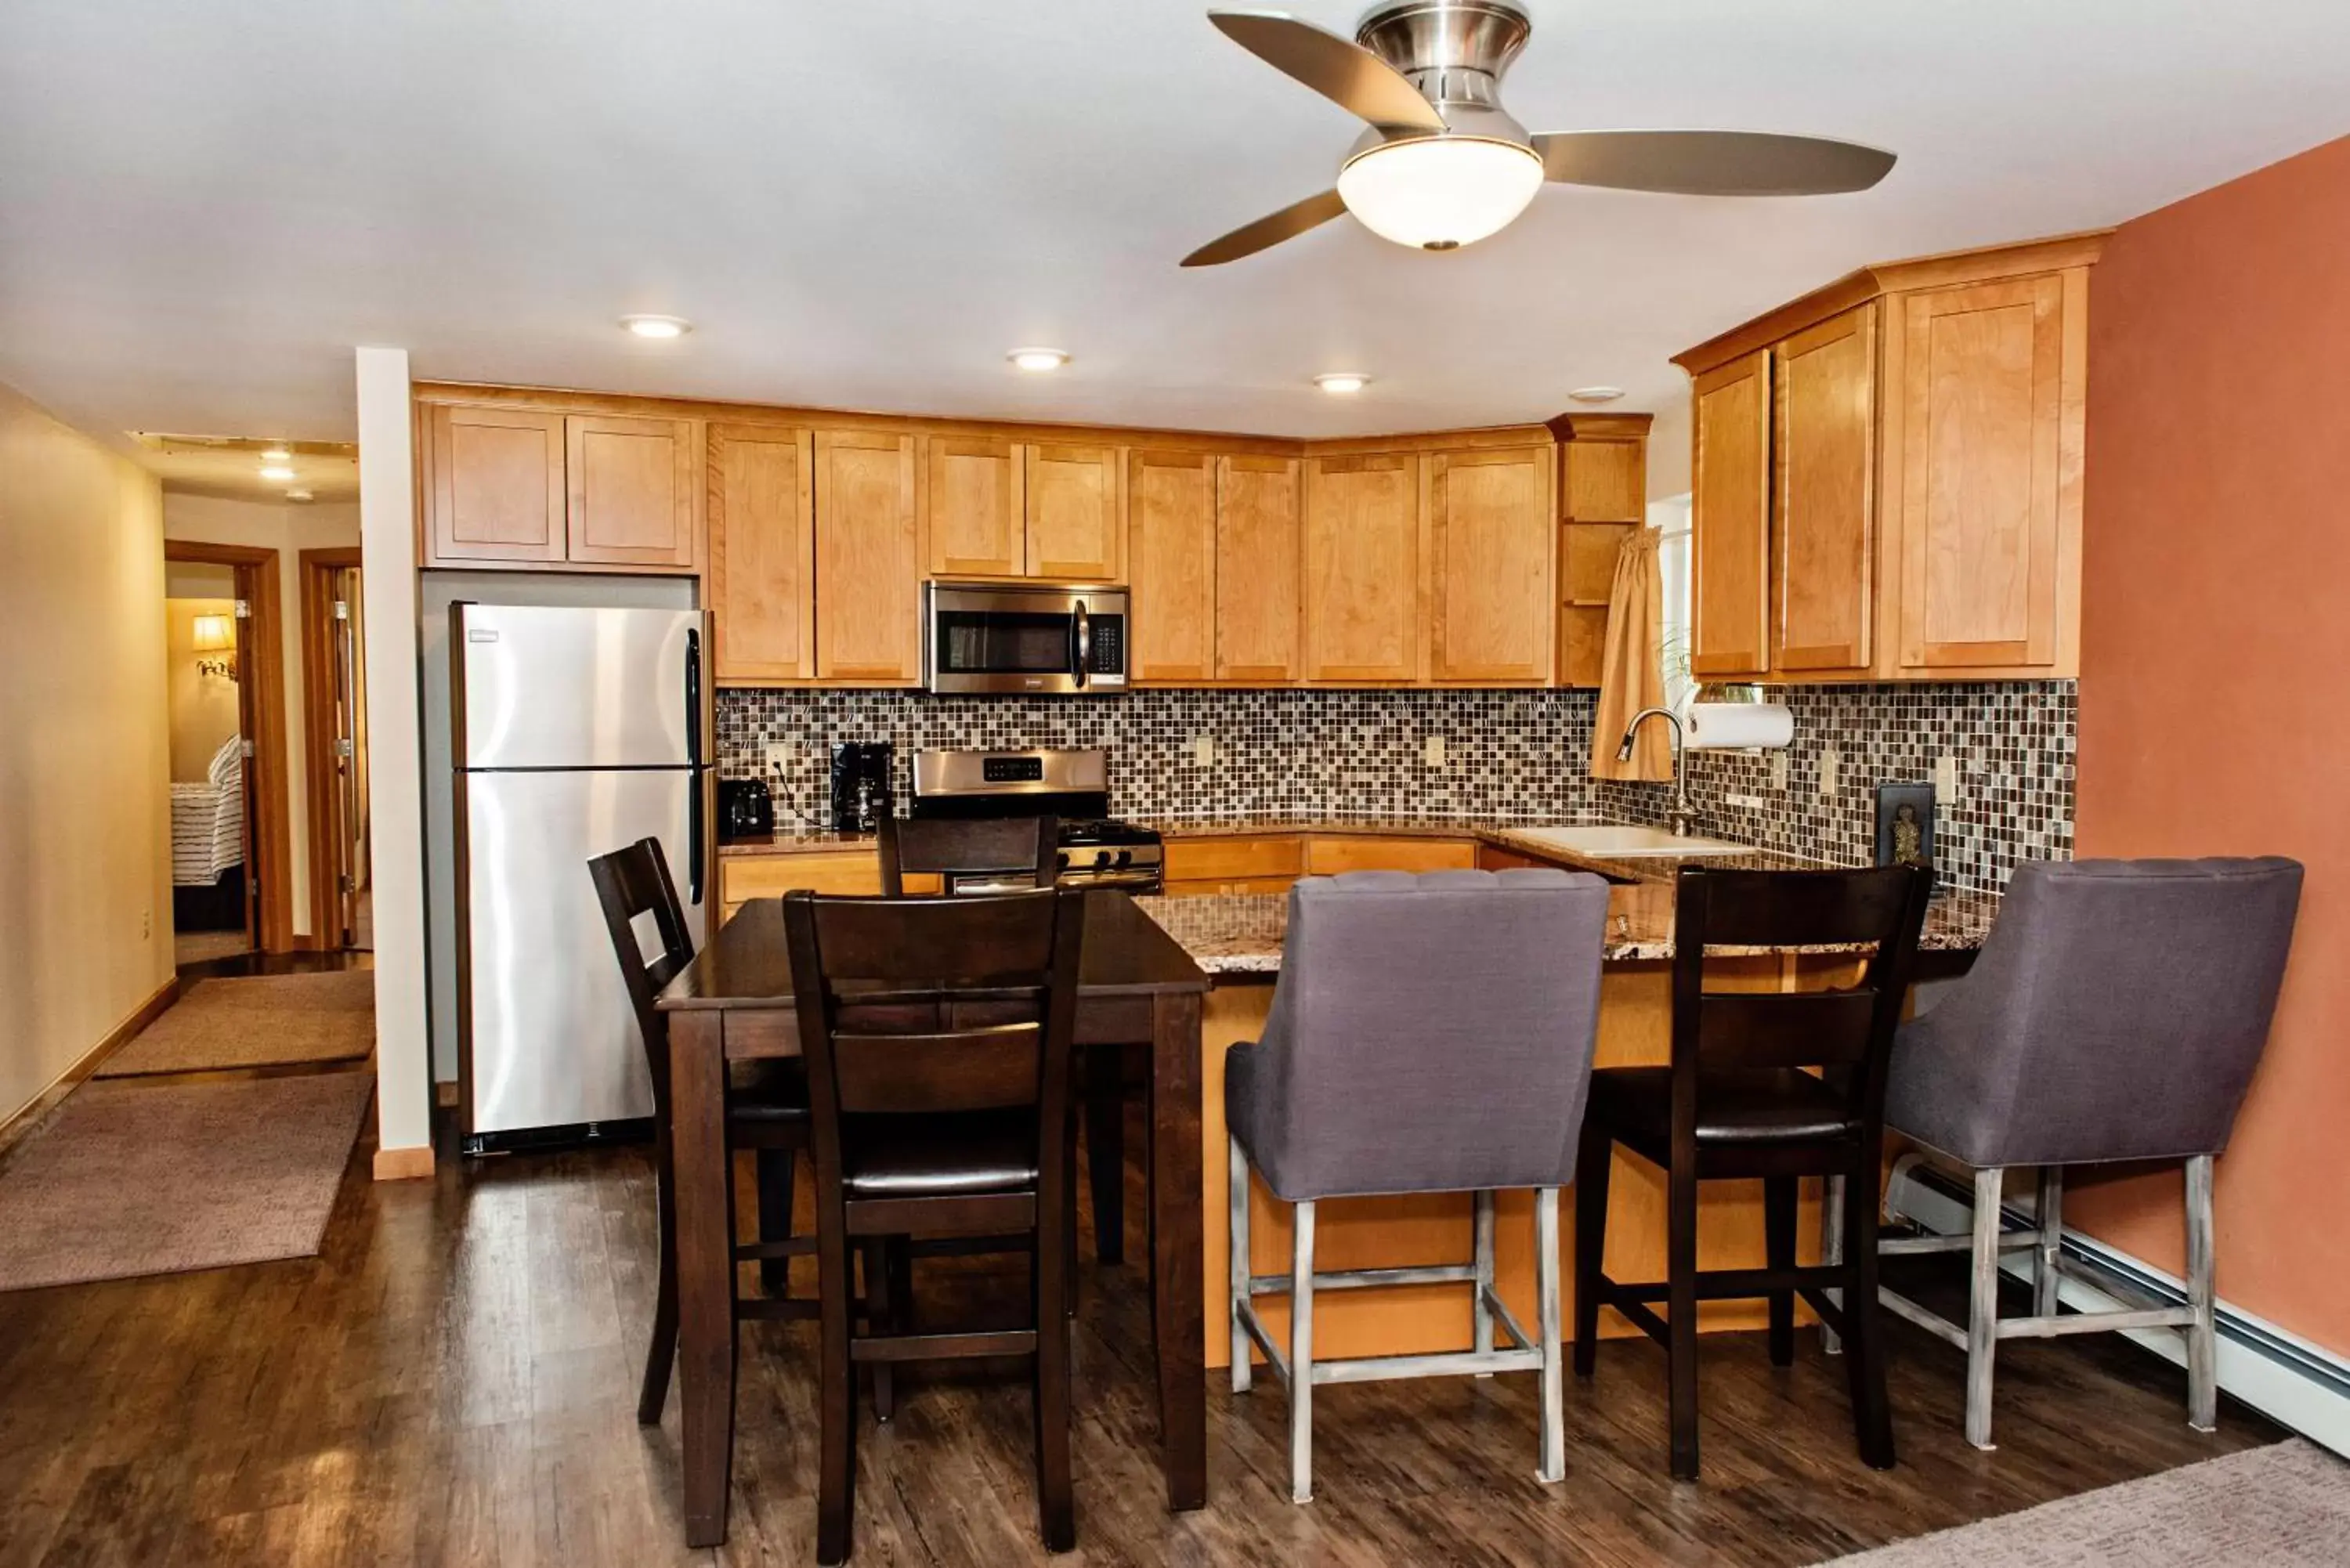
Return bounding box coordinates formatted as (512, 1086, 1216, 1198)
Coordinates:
(1072, 601, 1091, 690)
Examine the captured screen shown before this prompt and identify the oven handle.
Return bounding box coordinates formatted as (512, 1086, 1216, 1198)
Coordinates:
(1072, 600, 1091, 691)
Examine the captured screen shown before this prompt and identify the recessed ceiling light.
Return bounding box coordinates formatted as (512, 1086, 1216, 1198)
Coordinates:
(1568, 385, 1626, 403)
(1313, 372, 1371, 395)
(1007, 347, 1069, 373)
(285, 489, 314, 503)
(259, 464, 296, 482)
(259, 446, 291, 461)
(621, 314, 691, 340)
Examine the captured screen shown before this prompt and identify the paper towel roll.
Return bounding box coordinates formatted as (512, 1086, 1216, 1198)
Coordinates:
(1684, 701, 1794, 750)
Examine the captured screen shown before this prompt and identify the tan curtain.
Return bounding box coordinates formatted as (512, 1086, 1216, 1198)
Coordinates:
(1588, 528, 1672, 782)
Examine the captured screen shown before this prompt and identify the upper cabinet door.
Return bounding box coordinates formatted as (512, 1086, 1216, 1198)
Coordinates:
(1773, 305, 1876, 673)
(813, 429, 923, 684)
(707, 423, 815, 683)
(1214, 455, 1301, 683)
(1025, 443, 1123, 580)
(1427, 445, 1554, 684)
(1891, 273, 2073, 672)
(566, 414, 699, 569)
(427, 405, 566, 565)
(1690, 352, 1773, 679)
(925, 435, 1023, 577)
(1302, 453, 1422, 683)
(1126, 449, 1217, 683)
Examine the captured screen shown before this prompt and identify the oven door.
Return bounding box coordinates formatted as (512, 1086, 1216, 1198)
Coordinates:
(924, 582, 1127, 694)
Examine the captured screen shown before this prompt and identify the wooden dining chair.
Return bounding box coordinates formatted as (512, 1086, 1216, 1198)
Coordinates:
(588, 837, 818, 1425)
(1573, 862, 1932, 1480)
(783, 886, 1086, 1563)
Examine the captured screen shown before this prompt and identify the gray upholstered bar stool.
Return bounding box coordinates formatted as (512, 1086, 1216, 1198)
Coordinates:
(1225, 868, 1612, 1502)
(1871, 857, 2302, 1450)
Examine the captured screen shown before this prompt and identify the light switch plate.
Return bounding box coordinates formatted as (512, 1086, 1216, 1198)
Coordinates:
(1770, 753, 1789, 791)
(1936, 755, 1959, 798)
(1423, 735, 1447, 768)
(1191, 735, 1215, 767)
(1819, 747, 1841, 797)
(764, 742, 794, 775)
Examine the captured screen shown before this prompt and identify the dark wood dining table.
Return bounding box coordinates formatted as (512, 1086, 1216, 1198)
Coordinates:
(656, 890, 1213, 1548)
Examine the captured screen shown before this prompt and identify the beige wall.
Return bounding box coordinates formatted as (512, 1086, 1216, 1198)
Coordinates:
(161, 493, 360, 940)
(0, 381, 175, 1130)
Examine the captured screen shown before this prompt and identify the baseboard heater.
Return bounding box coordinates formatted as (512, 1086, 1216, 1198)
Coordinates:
(1885, 1155, 2350, 1460)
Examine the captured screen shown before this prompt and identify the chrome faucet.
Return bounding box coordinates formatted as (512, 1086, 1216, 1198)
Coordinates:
(1617, 706, 1694, 838)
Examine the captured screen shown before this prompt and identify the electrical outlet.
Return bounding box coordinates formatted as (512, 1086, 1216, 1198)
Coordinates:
(1423, 734, 1447, 768)
(1818, 747, 1841, 797)
(1936, 754, 1960, 799)
(1770, 753, 1789, 791)
(1191, 735, 1214, 767)
(764, 742, 795, 775)
(1726, 793, 1768, 811)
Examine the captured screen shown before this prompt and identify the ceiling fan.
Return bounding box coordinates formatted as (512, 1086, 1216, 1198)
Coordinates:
(1183, 1, 1896, 266)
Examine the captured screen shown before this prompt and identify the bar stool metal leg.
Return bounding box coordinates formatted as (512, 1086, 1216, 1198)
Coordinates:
(1820, 1173, 1846, 1357)
(2186, 1154, 2218, 1432)
(1230, 1136, 1253, 1395)
(1290, 1199, 1316, 1504)
(1965, 1165, 2005, 1451)
(2034, 1165, 2065, 1319)
(1535, 1187, 1564, 1483)
(1473, 1190, 1496, 1375)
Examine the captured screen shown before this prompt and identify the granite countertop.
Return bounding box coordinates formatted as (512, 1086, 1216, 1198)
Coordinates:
(1137, 815, 1831, 888)
(718, 829, 877, 856)
(1133, 883, 1998, 974)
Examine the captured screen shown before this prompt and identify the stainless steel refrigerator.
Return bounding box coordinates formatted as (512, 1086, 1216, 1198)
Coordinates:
(450, 602, 714, 1152)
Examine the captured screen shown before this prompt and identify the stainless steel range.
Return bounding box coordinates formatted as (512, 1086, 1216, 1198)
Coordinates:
(909, 748, 1162, 894)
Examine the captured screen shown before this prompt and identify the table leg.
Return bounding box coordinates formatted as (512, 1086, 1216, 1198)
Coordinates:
(671, 1011, 737, 1548)
(1148, 991, 1206, 1511)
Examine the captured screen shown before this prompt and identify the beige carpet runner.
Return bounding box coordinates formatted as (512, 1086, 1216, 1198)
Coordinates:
(0, 1071, 376, 1291)
(96, 969, 374, 1076)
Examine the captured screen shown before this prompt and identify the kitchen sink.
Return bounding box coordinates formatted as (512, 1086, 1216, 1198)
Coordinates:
(1507, 825, 1752, 859)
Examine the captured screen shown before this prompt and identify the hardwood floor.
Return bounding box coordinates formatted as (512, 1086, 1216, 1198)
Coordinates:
(0, 1100, 2280, 1567)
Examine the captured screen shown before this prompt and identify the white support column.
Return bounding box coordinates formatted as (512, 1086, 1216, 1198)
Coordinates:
(356, 346, 433, 1179)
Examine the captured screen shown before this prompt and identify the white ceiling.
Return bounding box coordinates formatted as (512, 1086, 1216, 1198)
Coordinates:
(3, 1, 2347, 488)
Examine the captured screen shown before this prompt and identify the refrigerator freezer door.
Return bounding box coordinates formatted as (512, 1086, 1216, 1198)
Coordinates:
(456, 603, 711, 770)
(461, 767, 701, 1136)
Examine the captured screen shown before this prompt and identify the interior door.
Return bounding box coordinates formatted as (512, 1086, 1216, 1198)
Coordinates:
(332, 566, 371, 948)
(231, 586, 260, 952)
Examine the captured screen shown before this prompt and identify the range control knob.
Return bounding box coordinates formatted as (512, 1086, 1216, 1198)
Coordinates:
(1093, 849, 1113, 869)
(1114, 849, 1133, 869)
(1054, 851, 1071, 871)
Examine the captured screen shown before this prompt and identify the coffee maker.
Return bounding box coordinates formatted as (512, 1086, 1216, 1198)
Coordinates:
(828, 741, 894, 833)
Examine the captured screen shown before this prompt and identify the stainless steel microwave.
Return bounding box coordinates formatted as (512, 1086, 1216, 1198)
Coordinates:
(922, 581, 1129, 694)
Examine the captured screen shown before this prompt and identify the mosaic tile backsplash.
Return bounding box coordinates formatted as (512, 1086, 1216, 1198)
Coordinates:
(718, 680, 2076, 898)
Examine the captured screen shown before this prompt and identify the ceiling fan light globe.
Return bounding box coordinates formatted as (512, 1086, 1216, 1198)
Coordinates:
(1336, 135, 1543, 251)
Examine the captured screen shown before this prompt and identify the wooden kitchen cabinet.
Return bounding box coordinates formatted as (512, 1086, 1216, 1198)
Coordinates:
(1127, 448, 1217, 682)
(425, 404, 566, 565)
(812, 428, 924, 685)
(1213, 454, 1301, 683)
(1426, 443, 1554, 684)
(707, 422, 815, 683)
(1773, 305, 1876, 673)
(1676, 231, 2099, 682)
(566, 414, 698, 569)
(1302, 452, 1421, 683)
(1026, 443, 1122, 580)
(1552, 413, 1652, 690)
(1689, 351, 1773, 679)
(719, 850, 883, 923)
(925, 435, 1024, 577)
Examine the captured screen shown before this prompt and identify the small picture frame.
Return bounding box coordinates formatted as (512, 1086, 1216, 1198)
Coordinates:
(1875, 782, 1937, 890)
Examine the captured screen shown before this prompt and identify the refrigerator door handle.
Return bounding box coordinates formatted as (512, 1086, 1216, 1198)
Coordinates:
(688, 777, 706, 906)
(685, 627, 706, 905)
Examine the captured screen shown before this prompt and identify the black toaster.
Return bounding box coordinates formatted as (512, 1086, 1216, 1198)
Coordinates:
(718, 778, 774, 838)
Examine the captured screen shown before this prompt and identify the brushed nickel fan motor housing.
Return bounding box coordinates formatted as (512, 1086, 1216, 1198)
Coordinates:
(1350, 0, 1534, 150)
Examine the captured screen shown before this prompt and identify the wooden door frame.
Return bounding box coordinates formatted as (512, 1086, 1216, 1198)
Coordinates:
(164, 540, 295, 954)
(298, 547, 365, 946)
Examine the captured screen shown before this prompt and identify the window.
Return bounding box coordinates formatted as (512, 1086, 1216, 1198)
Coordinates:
(1651, 495, 1694, 714)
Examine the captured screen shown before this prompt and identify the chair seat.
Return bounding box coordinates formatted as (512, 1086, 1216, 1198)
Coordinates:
(843, 1111, 1039, 1199)
(1588, 1066, 1860, 1154)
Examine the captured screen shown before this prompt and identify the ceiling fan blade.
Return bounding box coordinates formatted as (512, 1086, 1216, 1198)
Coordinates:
(1208, 10, 1447, 132)
(1532, 131, 1896, 196)
(1181, 189, 1350, 267)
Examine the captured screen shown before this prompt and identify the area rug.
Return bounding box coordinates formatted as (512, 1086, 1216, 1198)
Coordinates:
(1818, 1440, 2350, 1566)
(0, 1071, 376, 1291)
(96, 969, 374, 1076)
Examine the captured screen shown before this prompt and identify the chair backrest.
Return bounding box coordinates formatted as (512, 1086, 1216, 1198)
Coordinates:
(1254, 869, 1613, 1198)
(1672, 863, 1934, 1137)
(1888, 857, 2302, 1166)
(783, 887, 1086, 1183)
(588, 836, 694, 1118)
(878, 814, 1058, 897)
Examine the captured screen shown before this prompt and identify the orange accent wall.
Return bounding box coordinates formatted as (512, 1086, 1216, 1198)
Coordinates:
(2072, 133, 2350, 1354)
